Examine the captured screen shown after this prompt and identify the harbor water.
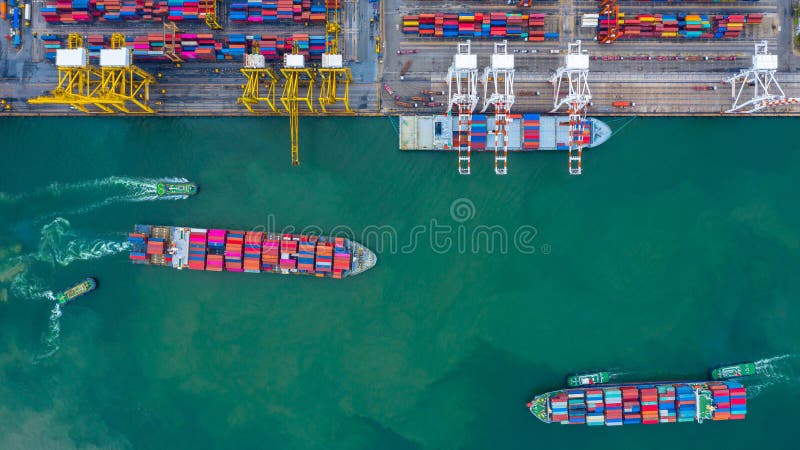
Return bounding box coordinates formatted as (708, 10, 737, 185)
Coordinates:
(1, 117, 799, 449)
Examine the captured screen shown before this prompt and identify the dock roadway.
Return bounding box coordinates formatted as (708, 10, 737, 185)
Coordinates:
(2, 0, 800, 116)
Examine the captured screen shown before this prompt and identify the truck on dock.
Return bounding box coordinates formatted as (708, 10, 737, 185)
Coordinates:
(421, 90, 444, 96)
(396, 49, 418, 55)
(612, 101, 635, 108)
(396, 101, 417, 108)
(400, 61, 413, 80)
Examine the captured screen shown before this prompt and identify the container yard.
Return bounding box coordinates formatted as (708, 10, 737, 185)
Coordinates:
(2, 0, 799, 171)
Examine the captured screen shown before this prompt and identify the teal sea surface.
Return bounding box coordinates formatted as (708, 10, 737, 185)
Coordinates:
(0, 117, 798, 449)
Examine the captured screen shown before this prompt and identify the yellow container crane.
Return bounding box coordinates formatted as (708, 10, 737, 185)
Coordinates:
(317, 1, 352, 112)
(238, 44, 279, 113)
(27, 34, 112, 113)
(200, 0, 223, 30)
(92, 33, 156, 114)
(280, 46, 317, 166)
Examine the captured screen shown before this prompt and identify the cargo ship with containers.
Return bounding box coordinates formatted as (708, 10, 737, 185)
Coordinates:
(527, 380, 747, 426)
(398, 115, 611, 151)
(128, 225, 377, 279)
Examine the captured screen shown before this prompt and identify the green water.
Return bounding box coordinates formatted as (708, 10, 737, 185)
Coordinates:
(1, 117, 798, 449)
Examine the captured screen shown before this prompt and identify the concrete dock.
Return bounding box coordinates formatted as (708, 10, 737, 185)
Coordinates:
(1, 0, 799, 116)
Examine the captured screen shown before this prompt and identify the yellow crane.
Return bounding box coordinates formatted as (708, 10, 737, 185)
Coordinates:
(200, 0, 223, 30)
(163, 22, 184, 63)
(317, 0, 352, 112)
(238, 44, 279, 113)
(93, 33, 156, 113)
(280, 46, 316, 166)
(27, 34, 112, 113)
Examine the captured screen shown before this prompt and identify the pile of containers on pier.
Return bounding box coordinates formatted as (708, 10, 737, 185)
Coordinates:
(402, 12, 558, 40)
(621, 386, 641, 424)
(229, 0, 322, 24)
(470, 115, 487, 150)
(522, 114, 540, 150)
(225, 231, 244, 272)
(188, 231, 207, 270)
(604, 13, 761, 40)
(40, 0, 211, 23)
(41, 32, 326, 62)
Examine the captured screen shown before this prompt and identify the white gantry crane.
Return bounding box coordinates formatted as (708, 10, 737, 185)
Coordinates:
(482, 40, 515, 175)
(549, 40, 591, 175)
(725, 40, 799, 113)
(447, 40, 479, 175)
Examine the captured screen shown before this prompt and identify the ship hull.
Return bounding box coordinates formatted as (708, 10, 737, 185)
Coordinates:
(399, 115, 611, 151)
(129, 225, 376, 279)
(528, 380, 747, 426)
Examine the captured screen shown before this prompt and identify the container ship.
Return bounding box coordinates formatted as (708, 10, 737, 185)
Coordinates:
(398, 115, 611, 151)
(128, 225, 377, 279)
(527, 380, 747, 426)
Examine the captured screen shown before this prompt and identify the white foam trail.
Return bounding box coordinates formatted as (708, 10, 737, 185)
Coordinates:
(33, 303, 62, 362)
(9, 271, 56, 301)
(34, 217, 130, 267)
(740, 354, 800, 398)
(1, 176, 192, 218)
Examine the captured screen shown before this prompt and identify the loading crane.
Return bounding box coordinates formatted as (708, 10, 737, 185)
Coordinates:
(93, 33, 156, 113)
(482, 40, 515, 175)
(318, 0, 352, 112)
(27, 34, 110, 113)
(725, 41, 799, 113)
(200, 0, 222, 30)
(280, 47, 317, 166)
(597, 0, 619, 44)
(238, 44, 279, 113)
(163, 22, 184, 63)
(446, 40, 479, 175)
(550, 40, 591, 175)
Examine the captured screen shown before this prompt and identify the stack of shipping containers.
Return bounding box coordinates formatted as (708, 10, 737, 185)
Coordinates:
(549, 393, 569, 423)
(244, 232, 262, 273)
(471, 115, 487, 151)
(128, 233, 148, 262)
(585, 390, 604, 426)
(401, 12, 557, 40)
(188, 230, 207, 270)
(640, 387, 659, 424)
(261, 238, 280, 271)
(608, 13, 761, 40)
(727, 381, 747, 420)
(315, 242, 333, 274)
(522, 114, 540, 150)
(280, 238, 298, 271)
(604, 388, 622, 426)
(229, 0, 321, 23)
(297, 239, 316, 273)
(658, 386, 677, 423)
(225, 231, 244, 272)
(567, 391, 586, 425)
(332, 238, 350, 279)
(622, 386, 642, 424)
(206, 229, 225, 272)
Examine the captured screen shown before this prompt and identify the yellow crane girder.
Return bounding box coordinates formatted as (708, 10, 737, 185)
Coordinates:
(280, 65, 316, 167)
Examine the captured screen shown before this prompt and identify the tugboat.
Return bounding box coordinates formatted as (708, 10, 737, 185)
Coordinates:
(566, 371, 610, 387)
(156, 180, 198, 197)
(55, 277, 97, 305)
(711, 362, 757, 380)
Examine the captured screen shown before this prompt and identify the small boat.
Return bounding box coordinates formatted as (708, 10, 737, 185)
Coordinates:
(156, 181, 198, 197)
(566, 371, 610, 387)
(55, 277, 97, 305)
(711, 362, 757, 380)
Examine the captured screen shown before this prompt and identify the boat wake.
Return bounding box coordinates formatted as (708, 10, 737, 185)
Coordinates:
(742, 354, 800, 398)
(33, 302, 63, 362)
(2, 218, 128, 301)
(0, 176, 191, 219)
(34, 217, 131, 267)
